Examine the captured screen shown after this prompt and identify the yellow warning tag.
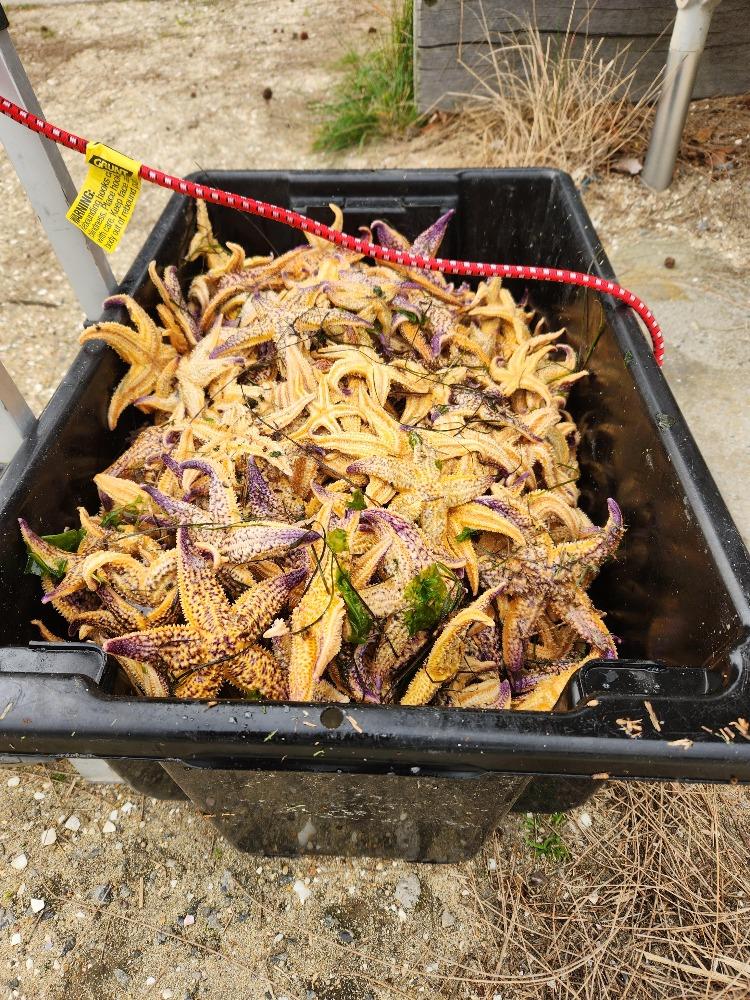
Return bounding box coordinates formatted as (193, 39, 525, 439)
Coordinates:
(66, 142, 141, 253)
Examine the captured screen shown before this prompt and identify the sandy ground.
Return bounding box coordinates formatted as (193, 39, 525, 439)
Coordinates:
(0, 2, 750, 999)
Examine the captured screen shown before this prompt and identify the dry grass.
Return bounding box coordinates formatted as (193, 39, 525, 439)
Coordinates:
(418, 782, 750, 1000)
(435, 4, 658, 179)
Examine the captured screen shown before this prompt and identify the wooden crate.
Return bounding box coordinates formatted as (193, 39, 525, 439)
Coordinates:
(415, 0, 750, 113)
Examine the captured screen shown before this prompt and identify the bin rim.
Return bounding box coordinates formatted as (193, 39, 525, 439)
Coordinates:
(1, 167, 749, 784)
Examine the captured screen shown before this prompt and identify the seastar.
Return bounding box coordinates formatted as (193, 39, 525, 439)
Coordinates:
(488, 330, 565, 405)
(148, 262, 200, 354)
(477, 498, 625, 672)
(80, 294, 178, 429)
(401, 588, 499, 706)
(288, 502, 358, 701)
(347, 440, 494, 550)
(105, 528, 301, 698)
(143, 457, 320, 565)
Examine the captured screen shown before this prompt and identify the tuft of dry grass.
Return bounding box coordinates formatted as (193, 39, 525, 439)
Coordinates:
(436, 4, 659, 179)
(426, 782, 750, 999)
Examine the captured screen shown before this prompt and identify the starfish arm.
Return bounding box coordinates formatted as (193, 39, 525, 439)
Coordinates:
(555, 498, 624, 574)
(104, 624, 200, 672)
(231, 566, 306, 640)
(550, 592, 616, 657)
(358, 580, 403, 618)
(401, 595, 496, 706)
(410, 210, 455, 258)
(176, 528, 235, 633)
(173, 666, 224, 700)
(452, 502, 526, 548)
(224, 644, 288, 699)
(347, 456, 424, 492)
(501, 596, 545, 673)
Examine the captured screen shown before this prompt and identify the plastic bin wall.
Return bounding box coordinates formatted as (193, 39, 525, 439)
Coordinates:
(0, 170, 749, 861)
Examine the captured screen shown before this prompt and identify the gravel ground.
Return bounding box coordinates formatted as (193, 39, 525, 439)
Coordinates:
(1, 3, 749, 999)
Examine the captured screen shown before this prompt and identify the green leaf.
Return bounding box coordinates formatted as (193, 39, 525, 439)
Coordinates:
(346, 488, 367, 511)
(23, 526, 79, 578)
(24, 551, 67, 580)
(41, 528, 85, 552)
(455, 527, 480, 543)
(403, 563, 458, 637)
(101, 496, 145, 529)
(397, 307, 421, 325)
(326, 528, 349, 554)
(335, 568, 373, 645)
(407, 430, 422, 449)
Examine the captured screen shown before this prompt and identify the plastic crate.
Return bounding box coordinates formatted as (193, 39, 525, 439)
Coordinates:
(1, 169, 748, 861)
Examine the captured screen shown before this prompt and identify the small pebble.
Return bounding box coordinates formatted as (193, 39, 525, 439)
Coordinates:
(64, 815, 81, 832)
(7, 775, 20, 787)
(114, 969, 129, 986)
(487, 858, 498, 871)
(91, 884, 113, 905)
(578, 812, 593, 829)
(262, 87, 273, 101)
(11, 932, 21, 946)
(41, 828, 57, 847)
(10, 854, 28, 871)
(145, 976, 156, 987)
(425, 962, 439, 974)
(33, 791, 45, 801)
(183, 914, 195, 927)
(664, 256, 676, 269)
(440, 910, 456, 928)
(102, 821, 116, 835)
(394, 874, 421, 911)
(338, 929, 354, 944)
(299, 30, 309, 39)
(273, 933, 284, 944)
(162, 991, 174, 999)
(293, 880, 311, 905)
(30, 898, 44, 914)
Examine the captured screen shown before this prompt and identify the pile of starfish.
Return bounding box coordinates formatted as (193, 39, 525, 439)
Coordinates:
(21, 202, 624, 710)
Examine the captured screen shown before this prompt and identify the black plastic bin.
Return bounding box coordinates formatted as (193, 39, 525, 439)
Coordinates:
(1, 169, 749, 862)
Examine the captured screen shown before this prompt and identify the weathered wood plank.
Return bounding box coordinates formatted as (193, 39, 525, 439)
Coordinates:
(418, 0, 748, 46)
(415, 0, 750, 111)
(417, 38, 750, 111)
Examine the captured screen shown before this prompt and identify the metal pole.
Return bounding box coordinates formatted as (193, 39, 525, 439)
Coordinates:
(642, 0, 722, 192)
(0, 4, 117, 465)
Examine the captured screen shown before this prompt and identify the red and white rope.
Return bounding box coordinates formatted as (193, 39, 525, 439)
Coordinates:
(0, 95, 665, 365)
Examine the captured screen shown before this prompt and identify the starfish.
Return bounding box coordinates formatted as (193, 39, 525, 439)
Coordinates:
(105, 528, 301, 698)
(143, 457, 320, 565)
(368, 210, 467, 306)
(478, 499, 625, 672)
(288, 503, 359, 701)
(148, 262, 200, 354)
(401, 588, 499, 706)
(488, 330, 565, 405)
(466, 278, 536, 353)
(80, 294, 177, 429)
(347, 440, 494, 549)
